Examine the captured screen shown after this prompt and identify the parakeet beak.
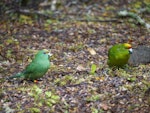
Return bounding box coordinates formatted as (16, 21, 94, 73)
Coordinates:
(129, 48, 133, 54)
(48, 52, 53, 56)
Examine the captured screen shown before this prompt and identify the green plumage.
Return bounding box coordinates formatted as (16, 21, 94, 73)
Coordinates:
(9, 49, 51, 80)
(107, 43, 132, 68)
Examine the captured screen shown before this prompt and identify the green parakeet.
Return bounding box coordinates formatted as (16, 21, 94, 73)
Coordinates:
(9, 49, 52, 80)
(107, 43, 132, 68)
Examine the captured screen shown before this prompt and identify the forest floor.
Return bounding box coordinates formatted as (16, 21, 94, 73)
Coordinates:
(0, 0, 150, 113)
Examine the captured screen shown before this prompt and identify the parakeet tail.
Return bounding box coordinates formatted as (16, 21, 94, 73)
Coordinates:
(9, 72, 24, 79)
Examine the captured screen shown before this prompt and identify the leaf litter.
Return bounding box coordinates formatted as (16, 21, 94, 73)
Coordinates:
(0, 0, 150, 113)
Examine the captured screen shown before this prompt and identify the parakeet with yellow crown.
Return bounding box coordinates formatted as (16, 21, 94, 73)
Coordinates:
(108, 43, 133, 68)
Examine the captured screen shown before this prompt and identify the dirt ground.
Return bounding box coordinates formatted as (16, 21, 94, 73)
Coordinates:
(0, 0, 150, 113)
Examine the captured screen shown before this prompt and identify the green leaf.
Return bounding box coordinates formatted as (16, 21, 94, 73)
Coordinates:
(46, 101, 52, 107)
(45, 91, 52, 98)
(49, 99, 57, 104)
(46, 19, 52, 24)
(127, 77, 136, 82)
(29, 107, 40, 113)
(34, 85, 42, 94)
(91, 107, 99, 113)
(51, 95, 60, 100)
(90, 64, 97, 75)
(86, 95, 100, 102)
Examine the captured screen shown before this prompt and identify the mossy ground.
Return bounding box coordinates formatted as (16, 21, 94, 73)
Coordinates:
(0, 0, 150, 113)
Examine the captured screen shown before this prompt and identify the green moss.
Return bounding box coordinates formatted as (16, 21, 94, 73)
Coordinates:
(86, 94, 100, 102)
